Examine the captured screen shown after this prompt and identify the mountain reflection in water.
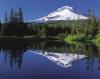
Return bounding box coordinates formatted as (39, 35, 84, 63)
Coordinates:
(0, 39, 100, 70)
(0, 39, 100, 79)
(29, 50, 85, 68)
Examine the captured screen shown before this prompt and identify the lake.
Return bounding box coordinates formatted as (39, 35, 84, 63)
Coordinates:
(0, 39, 100, 79)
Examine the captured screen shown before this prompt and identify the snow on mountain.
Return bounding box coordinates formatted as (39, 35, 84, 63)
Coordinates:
(28, 50, 85, 68)
(34, 6, 88, 22)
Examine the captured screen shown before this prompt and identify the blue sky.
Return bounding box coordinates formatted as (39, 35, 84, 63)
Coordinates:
(0, 0, 100, 21)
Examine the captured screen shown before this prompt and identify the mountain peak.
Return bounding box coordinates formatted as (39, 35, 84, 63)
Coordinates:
(57, 6, 73, 12)
(34, 6, 88, 22)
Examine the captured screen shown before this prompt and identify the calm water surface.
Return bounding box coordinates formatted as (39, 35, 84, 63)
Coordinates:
(0, 39, 100, 79)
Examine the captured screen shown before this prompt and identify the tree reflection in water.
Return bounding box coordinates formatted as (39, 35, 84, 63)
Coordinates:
(0, 38, 33, 69)
(0, 39, 100, 71)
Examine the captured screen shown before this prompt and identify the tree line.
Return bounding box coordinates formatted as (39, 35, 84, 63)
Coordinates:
(0, 8, 100, 40)
(0, 8, 30, 36)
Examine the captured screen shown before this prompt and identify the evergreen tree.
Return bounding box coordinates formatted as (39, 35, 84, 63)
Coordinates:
(18, 8, 23, 22)
(0, 20, 3, 36)
(9, 8, 14, 22)
(4, 11, 8, 24)
(98, 18, 100, 34)
(14, 12, 18, 22)
(86, 9, 95, 37)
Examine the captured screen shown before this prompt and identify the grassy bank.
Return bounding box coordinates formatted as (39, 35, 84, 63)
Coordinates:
(64, 34, 85, 44)
(91, 34, 100, 45)
(64, 33, 100, 46)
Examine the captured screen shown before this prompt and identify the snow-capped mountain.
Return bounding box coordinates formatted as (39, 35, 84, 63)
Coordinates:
(28, 50, 85, 68)
(34, 6, 88, 22)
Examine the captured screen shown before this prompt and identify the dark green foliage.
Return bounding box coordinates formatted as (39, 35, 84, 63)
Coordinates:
(2, 8, 29, 36)
(28, 18, 100, 39)
(0, 20, 2, 35)
(0, 8, 100, 40)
